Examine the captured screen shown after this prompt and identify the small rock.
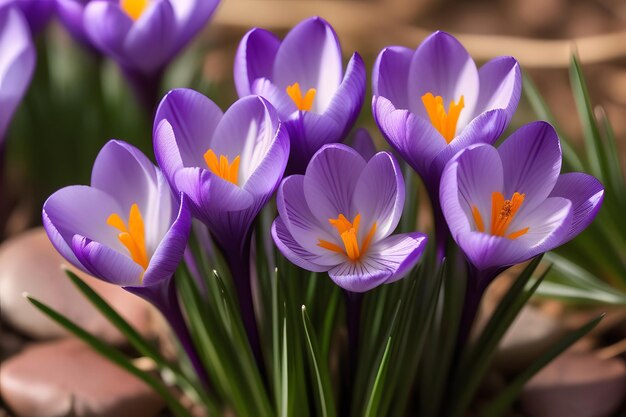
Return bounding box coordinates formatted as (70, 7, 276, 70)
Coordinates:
(521, 352, 626, 417)
(494, 305, 566, 374)
(0, 228, 153, 343)
(0, 339, 165, 417)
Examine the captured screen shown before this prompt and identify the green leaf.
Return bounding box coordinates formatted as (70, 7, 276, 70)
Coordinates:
(363, 336, 393, 417)
(479, 313, 604, 417)
(301, 305, 336, 417)
(26, 295, 191, 417)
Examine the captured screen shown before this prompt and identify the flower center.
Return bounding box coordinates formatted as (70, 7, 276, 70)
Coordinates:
(471, 192, 529, 239)
(286, 82, 316, 111)
(204, 149, 240, 185)
(421, 92, 465, 143)
(120, 0, 148, 20)
(107, 203, 149, 270)
(317, 214, 377, 262)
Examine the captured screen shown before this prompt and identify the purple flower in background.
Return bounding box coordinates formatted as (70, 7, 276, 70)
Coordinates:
(235, 16, 365, 173)
(0, 0, 55, 33)
(0, 5, 35, 144)
(372, 31, 521, 195)
(349, 128, 377, 161)
(42, 140, 208, 383)
(440, 121, 604, 276)
(272, 144, 427, 293)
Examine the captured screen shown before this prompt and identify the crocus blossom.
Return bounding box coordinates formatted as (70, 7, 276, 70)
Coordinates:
(153, 89, 289, 261)
(0, 0, 55, 33)
(440, 121, 604, 275)
(272, 144, 428, 293)
(372, 31, 521, 195)
(42, 139, 191, 288)
(80, 0, 220, 75)
(234, 16, 365, 173)
(0, 5, 35, 144)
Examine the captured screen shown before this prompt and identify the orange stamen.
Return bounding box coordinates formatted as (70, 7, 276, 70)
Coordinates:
(317, 214, 377, 262)
(471, 191, 529, 239)
(107, 203, 149, 271)
(286, 82, 316, 111)
(421, 92, 465, 143)
(204, 149, 240, 185)
(120, 0, 148, 20)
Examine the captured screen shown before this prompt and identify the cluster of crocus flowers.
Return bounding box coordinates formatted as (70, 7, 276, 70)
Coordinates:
(0, 4, 35, 144)
(272, 144, 427, 292)
(234, 16, 366, 173)
(440, 121, 604, 278)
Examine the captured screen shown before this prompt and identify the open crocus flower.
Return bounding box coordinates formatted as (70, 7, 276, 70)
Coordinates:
(0, 5, 35, 144)
(42, 139, 191, 289)
(234, 16, 365, 173)
(0, 0, 55, 34)
(80, 0, 219, 75)
(272, 144, 428, 293)
(153, 89, 289, 262)
(440, 121, 604, 275)
(372, 31, 521, 195)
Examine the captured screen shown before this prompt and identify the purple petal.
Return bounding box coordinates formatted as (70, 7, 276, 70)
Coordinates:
(154, 88, 224, 176)
(373, 97, 445, 180)
(123, 0, 177, 73)
(372, 46, 413, 110)
(56, 0, 89, 44)
(72, 235, 144, 286)
(498, 121, 562, 212)
(271, 217, 332, 272)
(273, 16, 342, 113)
(323, 52, 366, 137)
(250, 77, 297, 117)
(408, 31, 479, 127)
(143, 193, 192, 285)
(169, 0, 219, 52)
(276, 175, 344, 264)
(368, 232, 428, 284)
(0, 6, 35, 141)
(474, 56, 521, 122)
(303, 144, 366, 224)
(1, 0, 55, 33)
(549, 172, 604, 243)
(235, 28, 281, 97)
(284, 111, 343, 174)
(353, 152, 404, 241)
(349, 128, 377, 161)
(440, 144, 503, 238)
(210, 96, 282, 186)
(84, 1, 133, 63)
(328, 261, 391, 293)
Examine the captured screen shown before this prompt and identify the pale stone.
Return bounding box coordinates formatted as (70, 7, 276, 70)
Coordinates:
(0, 339, 165, 417)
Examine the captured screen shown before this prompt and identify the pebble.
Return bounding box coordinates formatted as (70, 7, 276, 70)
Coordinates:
(0, 338, 165, 417)
(521, 352, 626, 417)
(0, 228, 153, 343)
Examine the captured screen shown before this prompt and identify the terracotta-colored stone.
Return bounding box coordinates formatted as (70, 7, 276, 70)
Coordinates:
(0, 339, 165, 417)
(522, 352, 626, 417)
(0, 228, 153, 343)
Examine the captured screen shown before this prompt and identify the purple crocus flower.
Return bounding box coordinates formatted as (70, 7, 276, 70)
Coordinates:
(42, 140, 208, 383)
(234, 16, 365, 173)
(154, 89, 289, 363)
(372, 31, 521, 198)
(440, 121, 604, 277)
(0, 0, 55, 34)
(0, 5, 35, 145)
(272, 144, 428, 293)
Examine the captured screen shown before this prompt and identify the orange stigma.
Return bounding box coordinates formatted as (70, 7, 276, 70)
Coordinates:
(204, 149, 240, 185)
(421, 92, 465, 143)
(471, 192, 529, 239)
(107, 203, 149, 271)
(286, 82, 316, 111)
(120, 0, 148, 20)
(317, 214, 377, 262)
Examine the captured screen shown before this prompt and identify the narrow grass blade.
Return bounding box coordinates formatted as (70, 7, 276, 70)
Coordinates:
(363, 336, 393, 417)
